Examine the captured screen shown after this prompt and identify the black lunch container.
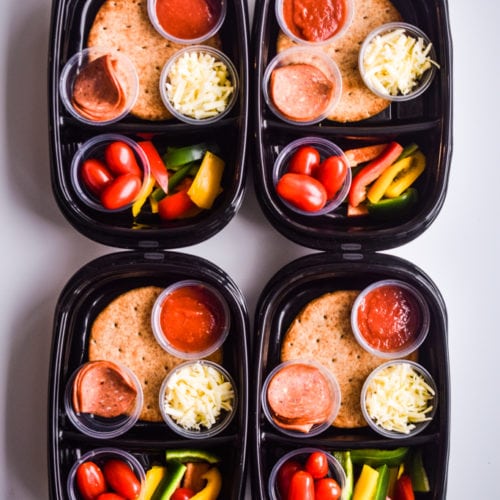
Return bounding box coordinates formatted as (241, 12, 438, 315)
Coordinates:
(47, 0, 251, 498)
(251, 0, 452, 498)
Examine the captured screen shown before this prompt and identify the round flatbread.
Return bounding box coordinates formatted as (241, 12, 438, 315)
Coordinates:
(277, 0, 402, 122)
(280, 290, 417, 428)
(87, 0, 221, 121)
(89, 286, 222, 422)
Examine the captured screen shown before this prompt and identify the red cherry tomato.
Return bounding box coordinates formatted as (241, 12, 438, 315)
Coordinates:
(102, 459, 141, 500)
(104, 141, 142, 177)
(314, 477, 342, 500)
(287, 146, 321, 176)
(171, 487, 195, 500)
(305, 451, 329, 479)
(276, 459, 302, 499)
(96, 494, 126, 500)
(81, 159, 114, 196)
(314, 155, 348, 200)
(100, 173, 142, 210)
(288, 470, 315, 500)
(276, 173, 327, 212)
(75, 461, 107, 500)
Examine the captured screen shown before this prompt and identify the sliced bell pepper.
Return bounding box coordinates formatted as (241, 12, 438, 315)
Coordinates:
(188, 151, 225, 209)
(151, 163, 198, 202)
(132, 175, 156, 217)
(348, 141, 403, 207)
(393, 474, 415, 500)
(367, 155, 414, 203)
(163, 142, 213, 168)
(332, 451, 353, 500)
(350, 447, 409, 468)
(158, 178, 196, 220)
(190, 467, 222, 500)
(141, 465, 167, 500)
(373, 464, 389, 500)
(366, 188, 418, 220)
(138, 141, 169, 193)
(408, 449, 430, 493)
(343, 143, 389, 167)
(385, 150, 426, 198)
(352, 464, 379, 500)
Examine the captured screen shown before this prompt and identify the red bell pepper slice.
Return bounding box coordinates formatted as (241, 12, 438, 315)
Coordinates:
(138, 140, 170, 194)
(393, 474, 415, 500)
(348, 141, 404, 207)
(157, 178, 196, 220)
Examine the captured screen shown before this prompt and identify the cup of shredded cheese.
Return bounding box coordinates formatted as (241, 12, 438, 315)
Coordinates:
(361, 360, 438, 439)
(159, 360, 237, 438)
(358, 22, 439, 101)
(159, 45, 238, 124)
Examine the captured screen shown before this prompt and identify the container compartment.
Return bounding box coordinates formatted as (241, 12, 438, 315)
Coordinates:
(48, 0, 249, 248)
(48, 251, 249, 499)
(251, 252, 449, 499)
(252, 0, 453, 251)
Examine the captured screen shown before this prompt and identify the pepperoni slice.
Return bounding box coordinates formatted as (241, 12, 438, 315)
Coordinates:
(72, 360, 138, 418)
(270, 63, 334, 122)
(72, 54, 128, 122)
(267, 363, 334, 432)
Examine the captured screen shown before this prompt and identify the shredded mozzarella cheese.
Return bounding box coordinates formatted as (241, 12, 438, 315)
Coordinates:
(364, 362, 435, 434)
(166, 51, 234, 119)
(362, 28, 439, 96)
(163, 361, 235, 431)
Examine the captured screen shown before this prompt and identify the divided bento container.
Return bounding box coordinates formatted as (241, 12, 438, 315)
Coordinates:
(48, 0, 249, 249)
(251, 0, 452, 497)
(252, 0, 453, 252)
(48, 251, 249, 499)
(251, 252, 449, 499)
(47, 0, 250, 498)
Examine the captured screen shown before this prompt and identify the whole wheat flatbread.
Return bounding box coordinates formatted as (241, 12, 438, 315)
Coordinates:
(280, 290, 417, 428)
(277, 0, 402, 122)
(87, 0, 221, 121)
(89, 286, 222, 422)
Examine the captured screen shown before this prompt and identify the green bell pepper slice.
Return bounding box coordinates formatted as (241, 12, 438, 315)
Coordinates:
(366, 188, 418, 220)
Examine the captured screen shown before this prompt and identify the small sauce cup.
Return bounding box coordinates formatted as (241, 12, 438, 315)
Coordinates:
(147, 0, 226, 45)
(275, 0, 354, 46)
(59, 47, 139, 125)
(151, 279, 230, 359)
(263, 46, 342, 125)
(351, 279, 430, 359)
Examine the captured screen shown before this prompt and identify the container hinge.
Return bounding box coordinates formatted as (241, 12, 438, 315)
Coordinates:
(340, 243, 364, 260)
(341, 253, 364, 261)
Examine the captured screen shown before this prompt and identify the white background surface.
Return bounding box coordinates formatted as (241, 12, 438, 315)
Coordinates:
(0, 0, 498, 498)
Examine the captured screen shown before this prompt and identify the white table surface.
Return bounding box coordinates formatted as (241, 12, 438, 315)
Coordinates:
(1, 0, 499, 497)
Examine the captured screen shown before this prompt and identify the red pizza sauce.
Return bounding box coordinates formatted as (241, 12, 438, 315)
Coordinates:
(282, 0, 349, 42)
(155, 0, 222, 40)
(356, 284, 422, 352)
(159, 284, 226, 354)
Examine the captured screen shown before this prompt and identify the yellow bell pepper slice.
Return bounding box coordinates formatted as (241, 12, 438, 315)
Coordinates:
(140, 465, 167, 500)
(190, 466, 222, 500)
(367, 150, 426, 203)
(384, 150, 426, 198)
(187, 151, 225, 209)
(149, 195, 159, 214)
(132, 175, 156, 217)
(352, 464, 379, 500)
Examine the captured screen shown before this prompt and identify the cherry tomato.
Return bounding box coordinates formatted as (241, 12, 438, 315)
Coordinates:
(287, 470, 315, 500)
(276, 459, 302, 499)
(100, 174, 142, 210)
(287, 146, 321, 176)
(104, 141, 142, 177)
(102, 459, 141, 500)
(314, 477, 342, 500)
(171, 487, 195, 500)
(96, 494, 126, 500)
(75, 461, 107, 500)
(305, 451, 329, 479)
(81, 159, 114, 196)
(314, 155, 348, 200)
(276, 173, 327, 212)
